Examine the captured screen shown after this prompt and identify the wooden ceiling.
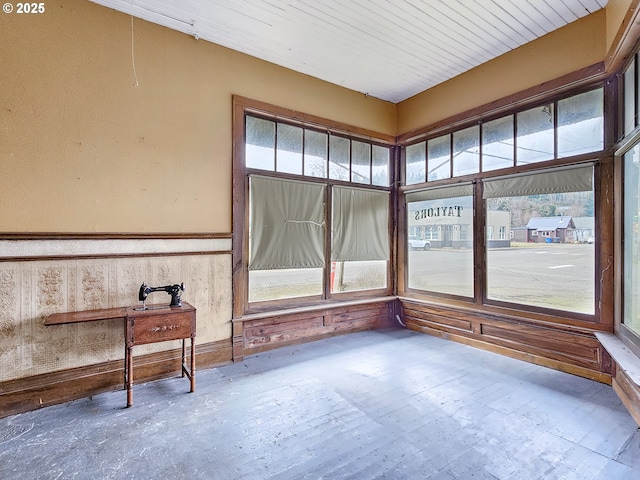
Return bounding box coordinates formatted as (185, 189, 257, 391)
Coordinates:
(89, 0, 608, 103)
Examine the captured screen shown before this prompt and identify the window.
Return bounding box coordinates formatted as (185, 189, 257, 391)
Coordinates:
(516, 104, 554, 164)
(484, 166, 595, 314)
(622, 145, 640, 340)
(557, 89, 603, 157)
(620, 52, 640, 355)
(331, 186, 390, 293)
(483, 116, 514, 172)
(237, 108, 392, 310)
(623, 56, 640, 136)
(406, 185, 474, 298)
(248, 176, 325, 302)
(453, 126, 480, 177)
(401, 86, 604, 318)
(405, 142, 425, 185)
(624, 58, 636, 135)
(428, 135, 451, 181)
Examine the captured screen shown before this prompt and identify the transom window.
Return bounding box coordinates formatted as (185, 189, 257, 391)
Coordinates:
(405, 88, 603, 185)
(246, 115, 391, 186)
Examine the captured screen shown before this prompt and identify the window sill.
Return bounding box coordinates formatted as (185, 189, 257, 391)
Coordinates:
(233, 295, 398, 323)
(595, 332, 640, 387)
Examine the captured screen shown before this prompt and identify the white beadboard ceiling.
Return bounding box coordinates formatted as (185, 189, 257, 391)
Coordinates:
(89, 0, 608, 103)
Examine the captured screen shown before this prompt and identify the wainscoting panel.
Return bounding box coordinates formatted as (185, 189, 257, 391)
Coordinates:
(0, 238, 233, 384)
(400, 299, 609, 383)
(233, 298, 396, 360)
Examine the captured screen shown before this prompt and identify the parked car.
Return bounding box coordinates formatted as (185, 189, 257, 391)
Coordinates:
(408, 235, 431, 250)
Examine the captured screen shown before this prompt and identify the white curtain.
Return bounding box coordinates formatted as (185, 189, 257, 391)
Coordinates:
(332, 186, 389, 262)
(249, 175, 325, 270)
(406, 183, 473, 202)
(483, 165, 593, 198)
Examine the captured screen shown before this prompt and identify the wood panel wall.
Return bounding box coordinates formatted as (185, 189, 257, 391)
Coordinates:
(400, 299, 611, 383)
(611, 361, 640, 426)
(232, 299, 397, 361)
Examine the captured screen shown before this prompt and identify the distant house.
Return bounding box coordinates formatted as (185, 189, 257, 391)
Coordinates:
(512, 226, 529, 243)
(526, 216, 576, 243)
(573, 217, 595, 243)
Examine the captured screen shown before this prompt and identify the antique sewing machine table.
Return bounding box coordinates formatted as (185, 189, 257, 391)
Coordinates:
(45, 302, 196, 407)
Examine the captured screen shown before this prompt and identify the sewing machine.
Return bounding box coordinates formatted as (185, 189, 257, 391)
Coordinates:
(137, 282, 185, 310)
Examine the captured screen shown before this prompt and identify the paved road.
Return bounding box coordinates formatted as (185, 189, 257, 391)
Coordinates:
(408, 243, 595, 314)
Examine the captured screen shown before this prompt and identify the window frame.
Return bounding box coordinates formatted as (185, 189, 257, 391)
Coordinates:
(404, 186, 476, 301)
(232, 96, 396, 317)
(616, 50, 640, 357)
(398, 81, 609, 324)
(617, 144, 640, 357)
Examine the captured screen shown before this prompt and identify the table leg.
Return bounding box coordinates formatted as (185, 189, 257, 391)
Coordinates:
(126, 345, 133, 407)
(190, 336, 195, 393)
(181, 339, 186, 378)
(123, 344, 127, 389)
(123, 322, 127, 389)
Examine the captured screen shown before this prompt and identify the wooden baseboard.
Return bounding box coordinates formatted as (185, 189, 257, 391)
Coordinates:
(0, 339, 232, 419)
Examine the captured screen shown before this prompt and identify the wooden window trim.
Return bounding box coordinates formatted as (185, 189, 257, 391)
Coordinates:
(398, 76, 613, 325)
(232, 96, 396, 318)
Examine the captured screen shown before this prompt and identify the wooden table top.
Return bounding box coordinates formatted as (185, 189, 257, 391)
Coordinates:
(45, 303, 194, 326)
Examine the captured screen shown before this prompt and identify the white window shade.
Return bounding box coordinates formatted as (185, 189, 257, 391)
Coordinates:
(483, 165, 593, 199)
(405, 183, 473, 202)
(332, 187, 389, 262)
(249, 175, 325, 270)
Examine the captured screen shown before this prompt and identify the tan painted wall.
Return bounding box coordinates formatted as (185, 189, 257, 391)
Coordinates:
(0, 0, 395, 233)
(606, 0, 636, 51)
(397, 11, 607, 136)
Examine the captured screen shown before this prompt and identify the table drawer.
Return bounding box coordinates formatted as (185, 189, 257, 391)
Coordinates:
(127, 311, 194, 345)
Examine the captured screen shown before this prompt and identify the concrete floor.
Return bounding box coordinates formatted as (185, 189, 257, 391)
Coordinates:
(1, 329, 639, 480)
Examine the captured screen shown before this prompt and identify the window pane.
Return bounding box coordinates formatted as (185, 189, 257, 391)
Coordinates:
(625, 58, 636, 136)
(352, 141, 371, 184)
(453, 126, 479, 177)
(331, 261, 387, 293)
(304, 129, 328, 178)
(372, 145, 390, 186)
(427, 135, 451, 181)
(246, 116, 275, 170)
(407, 194, 474, 297)
(276, 123, 303, 175)
(637, 56, 640, 135)
(406, 142, 426, 185)
(482, 116, 514, 171)
(557, 89, 604, 157)
(516, 104, 554, 165)
(623, 145, 640, 336)
(486, 189, 594, 314)
(249, 268, 323, 302)
(329, 136, 350, 181)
